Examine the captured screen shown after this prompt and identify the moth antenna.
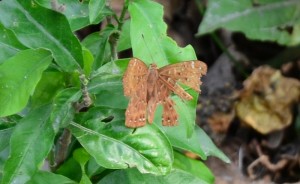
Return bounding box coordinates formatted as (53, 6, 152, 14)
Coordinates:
(141, 34, 155, 63)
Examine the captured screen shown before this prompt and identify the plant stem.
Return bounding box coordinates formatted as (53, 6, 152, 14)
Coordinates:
(118, 0, 129, 31)
(109, 31, 119, 60)
(78, 73, 92, 109)
(109, 0, 129, 61)
(53, 128, 72, 169)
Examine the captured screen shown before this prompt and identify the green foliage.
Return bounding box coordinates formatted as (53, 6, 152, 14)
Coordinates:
(0, 0, 229, 183)
(99, 168, 209, 184)
(198, 0, 300, 46)
(0, 49, 52, 116)
(2, 105, 54, 184)
(173, 151, 214, 184)
(29, 171, 77, 184)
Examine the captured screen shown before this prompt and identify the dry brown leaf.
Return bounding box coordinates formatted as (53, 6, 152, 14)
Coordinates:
(236, 66, 300, 134)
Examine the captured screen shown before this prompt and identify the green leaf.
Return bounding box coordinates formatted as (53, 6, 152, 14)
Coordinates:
(0, 0, 83, 71)
(1, 105, 55, 184)
(0, 49, 52, 117)
(37, 0, 113, 31)
(0, 128, 13, 152)
(89, 73, 127, 109)
(82, 47, 94, 76)
(0, 24, 27, 64)
(82, 20, 131, 71)
(0, 128, 13, 178)
(55, 157, 81, 182)
(86, 157, 106, 178)
(153, 106, 206, 160)
(0, 149, 9, 181)
(69, 119, 173, 175)
(50, 88, 81, 132)
(82, 25, 116, 70)
(76, 106, 125, 124)
(30, 71, 66, 109)
(198, 0, 300, 46)
(99, 168, 208, 184)
(129, 0, 197, 66)
(196, 126, 230, 163)
(117, 20, 132, 51)
(129, 0, 199, 137)
(155, 108, 229, 162)
(149, 89, 200, 140)
(89, 0, 105, 23)
(28, 171, 77, 184)
(73, 148, 92, 184)
(173, 152, 214, 184)
(88, 59, 129, 109)
(36, 0, 89, 31)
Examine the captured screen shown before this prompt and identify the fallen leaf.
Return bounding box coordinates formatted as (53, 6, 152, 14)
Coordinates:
(236, 66, 300, 134)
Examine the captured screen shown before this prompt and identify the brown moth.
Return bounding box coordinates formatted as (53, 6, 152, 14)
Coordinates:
(123, 58, 207, 128)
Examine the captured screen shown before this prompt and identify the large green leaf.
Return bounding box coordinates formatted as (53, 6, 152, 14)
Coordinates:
(0, 24, 27, 64)
(0, 49, 52, 117)
(129, 0, 199, 137)
(1, 105, 55, 184)
(28, 171, 77, 184)
(0, 0, 83, 71)
(69, 118, 173, 175)
(173, 152, 214, 184)
(50, 88, 81, 132)
(99, 168, 208, 184)
(198, 0, 300, 46)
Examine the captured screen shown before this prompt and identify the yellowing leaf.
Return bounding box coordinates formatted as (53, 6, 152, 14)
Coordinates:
(236, 66, 300, 134)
